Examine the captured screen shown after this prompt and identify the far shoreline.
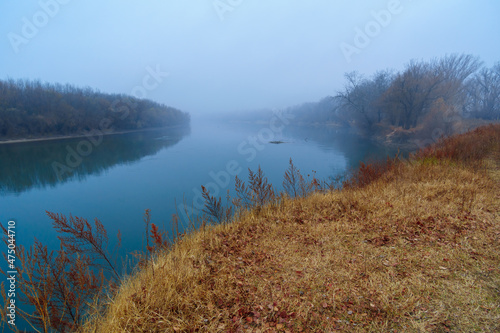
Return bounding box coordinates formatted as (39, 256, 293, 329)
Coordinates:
(0, 124, 190, 146)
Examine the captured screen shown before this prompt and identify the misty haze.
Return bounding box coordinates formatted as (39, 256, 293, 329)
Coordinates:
(1, 1, 499, 332)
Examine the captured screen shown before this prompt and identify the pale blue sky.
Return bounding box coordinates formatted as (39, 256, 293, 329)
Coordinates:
(1, 0, 499, 115)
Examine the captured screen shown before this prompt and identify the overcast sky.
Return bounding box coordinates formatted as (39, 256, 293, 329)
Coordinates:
(1, 0, 499, 115)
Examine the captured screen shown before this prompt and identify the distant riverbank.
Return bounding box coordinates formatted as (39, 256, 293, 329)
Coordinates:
(0, 124, 190, 145)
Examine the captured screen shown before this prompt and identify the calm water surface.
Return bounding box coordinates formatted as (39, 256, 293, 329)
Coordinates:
(0, 118, 400, 255)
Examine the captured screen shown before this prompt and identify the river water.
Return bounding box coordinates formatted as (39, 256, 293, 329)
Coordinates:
(0, 116, 399, 258)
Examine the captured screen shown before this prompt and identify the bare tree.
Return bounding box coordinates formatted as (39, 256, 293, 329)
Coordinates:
(336, 71, 392, 133)
(371, 70, 394, 123)
(380, 55, 481, 130)
(465, 63, 500, 120)
(381, 61, 439, 129)
(436, 54, 482, 110)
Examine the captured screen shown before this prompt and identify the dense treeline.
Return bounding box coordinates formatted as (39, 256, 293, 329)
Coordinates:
(335, 54, 499, 141)
(0, 79, 190, 140)
(288, 54, 499, 143)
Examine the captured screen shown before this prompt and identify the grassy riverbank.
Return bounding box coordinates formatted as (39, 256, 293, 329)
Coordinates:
(85, 125, 500, 332)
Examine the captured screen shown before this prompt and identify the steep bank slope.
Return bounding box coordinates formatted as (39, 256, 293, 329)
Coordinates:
(87, 125, 500, 332)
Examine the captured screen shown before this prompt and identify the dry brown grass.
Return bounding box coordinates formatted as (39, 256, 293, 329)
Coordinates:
(83, 125, 500, 332)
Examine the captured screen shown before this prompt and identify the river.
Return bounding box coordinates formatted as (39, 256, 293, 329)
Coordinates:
(0, 116, 400, 260)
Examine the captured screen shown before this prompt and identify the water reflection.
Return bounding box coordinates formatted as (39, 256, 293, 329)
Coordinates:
(282, 125, 406, 170)
(0, 125, 190, 194)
